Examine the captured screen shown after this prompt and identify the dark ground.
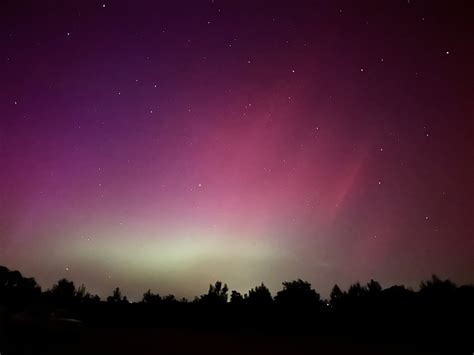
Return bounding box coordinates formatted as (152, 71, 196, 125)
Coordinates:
(2, 325, 455, 355)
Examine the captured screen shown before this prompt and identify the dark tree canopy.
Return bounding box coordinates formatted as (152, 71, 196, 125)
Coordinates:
(246, 283, 272, 306)
(200, 281, 228, 305)
(107, 287, 127, 304)
(51, 279, 76, 304)
(230, 290, 244, 305)
(142, 289, 162, 304)
(275, 279, 321, 307)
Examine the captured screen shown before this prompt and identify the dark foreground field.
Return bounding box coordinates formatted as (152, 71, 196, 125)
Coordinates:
(3, 326, 447, 355)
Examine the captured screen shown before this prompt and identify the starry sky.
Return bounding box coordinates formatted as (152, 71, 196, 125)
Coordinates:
(1, 0, 473, 300)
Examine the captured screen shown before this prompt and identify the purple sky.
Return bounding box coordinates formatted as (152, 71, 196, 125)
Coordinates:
(1, 0, 473, 300)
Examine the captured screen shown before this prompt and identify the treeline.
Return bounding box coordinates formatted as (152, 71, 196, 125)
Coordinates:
(1, 265, 473, 311)
(0, 264, 473, 349)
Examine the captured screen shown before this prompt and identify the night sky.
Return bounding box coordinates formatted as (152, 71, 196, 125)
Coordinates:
(1, 1, 473, 301)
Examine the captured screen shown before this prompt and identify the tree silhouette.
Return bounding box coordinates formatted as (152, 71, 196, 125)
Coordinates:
(230, 290, 244, 305)
(200, 281, 228, 305)
(50, 279, 76, 307)
(347, 282, 366, 299)
(162, 294, 178, 304)
(0, 266, 41, 307)
(329, 284, 345, 309)
(366, 279, 382, 295)
(107, 287, 126, 304)
(76, 284, 88, 300)
(142, 289, 162, 304)
(275, 279, 321, 307)
(420, 275, 456, 293)
(246, 283, 272, 306)
(419, 274, 458, 315)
